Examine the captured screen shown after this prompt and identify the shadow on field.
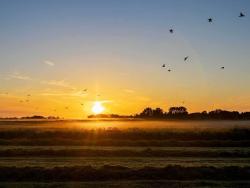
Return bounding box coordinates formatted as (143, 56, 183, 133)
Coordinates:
(0, 165, 249, 182)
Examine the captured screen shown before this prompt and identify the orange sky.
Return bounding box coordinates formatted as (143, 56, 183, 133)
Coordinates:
(1, 1, 250, 118)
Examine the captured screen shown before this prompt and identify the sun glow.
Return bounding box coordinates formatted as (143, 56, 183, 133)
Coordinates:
(92, 101, 105, 114)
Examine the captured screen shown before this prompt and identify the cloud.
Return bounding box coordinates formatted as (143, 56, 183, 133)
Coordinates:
(99, 100, 113, 104)
(8, 72, 31, 80)
(40, 90, 87, 97)
(40, 92, 68, 96)
(124, 89, 135, 94)
(44, 60, 55, 66)
(41, 80, 74, 89)
(71, 90, 88, 97)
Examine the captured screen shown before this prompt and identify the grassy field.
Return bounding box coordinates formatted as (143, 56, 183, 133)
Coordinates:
(1, 181, 250, 188)
(0, 120, 249, 187)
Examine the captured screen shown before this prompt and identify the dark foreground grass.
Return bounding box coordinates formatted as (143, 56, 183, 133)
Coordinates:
(1, 181, 250, 188)
(1, 148, 250, 158)
(0, 128, 250, 147)
(0, 165, 249, 181)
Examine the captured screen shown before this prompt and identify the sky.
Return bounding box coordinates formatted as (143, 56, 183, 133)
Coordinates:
(0, 0, 250, 118)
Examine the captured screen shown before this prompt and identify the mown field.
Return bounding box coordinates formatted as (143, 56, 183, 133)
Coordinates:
(0, 120, 250, 187)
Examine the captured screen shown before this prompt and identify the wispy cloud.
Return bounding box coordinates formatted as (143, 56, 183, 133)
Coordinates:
(100, 100, 113, 104)
(40, 92, 68, 96)
(40, 90, 87, 97)
(124, 89, 135, 94)
(44, 60, 55, 66)
(7, 72, 31, 80)
(41, 80, 74, 89)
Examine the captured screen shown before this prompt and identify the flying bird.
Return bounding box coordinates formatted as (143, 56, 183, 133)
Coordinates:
(169, 29, 174, 34)
(184, 56, 189, 61)
(83, 89, 87, 92)
(208, 18, 213, 22)
(239, 12, 245, 17)
(221, 66, 225, 70)
(168, 69, 171, 72)
(162, 64, 166, 68)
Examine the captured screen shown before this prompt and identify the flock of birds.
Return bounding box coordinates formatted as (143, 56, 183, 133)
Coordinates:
(2, 89, 90, 113)
(162, 12, 246, 72)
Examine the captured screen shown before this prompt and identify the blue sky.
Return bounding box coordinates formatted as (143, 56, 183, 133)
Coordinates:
(0, 0, 250, 117)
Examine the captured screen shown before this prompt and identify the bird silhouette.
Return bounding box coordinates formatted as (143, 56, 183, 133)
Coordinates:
(168, 69, 171, 72)
(83, 89, 87, 92)
(208, 18, 213, 22)
(239, 12, 245, 17)
(162, 64, 166, 68)
(169, 29, 174, 33)
(184, 56, 189, 61)
(221, 66, 225, 69)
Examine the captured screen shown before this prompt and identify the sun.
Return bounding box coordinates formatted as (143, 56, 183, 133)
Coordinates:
(92, 101, 105, 114)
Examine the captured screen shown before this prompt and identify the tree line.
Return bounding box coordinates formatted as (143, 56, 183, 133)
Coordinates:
(134, 106, 250, 120)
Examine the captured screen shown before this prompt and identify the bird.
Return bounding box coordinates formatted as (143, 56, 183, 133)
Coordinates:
(81, 103, 84, 106)
(83, 89, 87, 92)
(208, 18, 213, 22)
(220, 66, 225, 70)
(169, 29, 174, 34)
(162, 64, 166, 68)
(65, 106, 69, 110)
(168, 69, 171, 72)
(27, 94, 31, 97)
(239, 12, 245, 17)
(184, 56, 189, 61)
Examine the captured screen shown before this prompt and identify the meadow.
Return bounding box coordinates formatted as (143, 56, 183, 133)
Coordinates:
(0, 120, 250, 187)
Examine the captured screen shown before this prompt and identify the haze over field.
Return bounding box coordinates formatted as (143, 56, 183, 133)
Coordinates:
(1, 0, 250, 119)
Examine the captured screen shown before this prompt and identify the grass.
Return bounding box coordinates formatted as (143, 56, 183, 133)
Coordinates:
(0, 165, 249, 181)
(0, 127, 250, 147)
(1, 181, 250, 188)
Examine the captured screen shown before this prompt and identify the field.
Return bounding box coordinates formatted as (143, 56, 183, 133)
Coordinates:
(0, 120, 250, 187)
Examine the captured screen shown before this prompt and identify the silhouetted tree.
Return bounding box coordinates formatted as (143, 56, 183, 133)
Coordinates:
(208, 109, 240, 119)
(134, 106, 250, 120)
(167, 106, 188, 119)
(140, 108, 154, 118)
(168, 106, 188, 115)
(152, 108, 164, 118)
